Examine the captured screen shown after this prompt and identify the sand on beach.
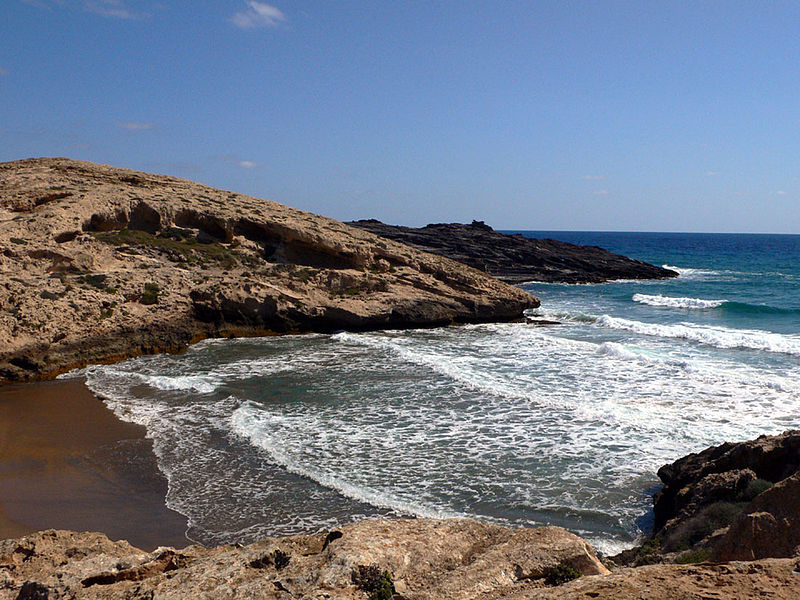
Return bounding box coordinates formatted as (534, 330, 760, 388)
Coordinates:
(0, 378, 189, 550)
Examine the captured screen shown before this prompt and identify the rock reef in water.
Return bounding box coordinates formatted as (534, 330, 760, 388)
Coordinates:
(0, 158, 539, 382)
(349, 219, 677, 284)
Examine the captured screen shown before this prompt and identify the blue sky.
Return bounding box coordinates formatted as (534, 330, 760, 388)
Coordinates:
(2, 1, 799, 232)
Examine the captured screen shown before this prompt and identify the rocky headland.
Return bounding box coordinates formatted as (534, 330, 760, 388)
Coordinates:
(0, 158, 538, 382)
(349, 219, 677, 284)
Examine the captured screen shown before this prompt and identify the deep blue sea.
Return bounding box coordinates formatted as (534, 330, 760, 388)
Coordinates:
(69, 232, 800, 554)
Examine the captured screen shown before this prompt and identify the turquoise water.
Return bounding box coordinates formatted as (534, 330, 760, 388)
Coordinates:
(72, 233, 800, 554)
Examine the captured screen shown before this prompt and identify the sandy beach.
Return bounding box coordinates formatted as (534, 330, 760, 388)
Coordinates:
(0, 378, 189, 550)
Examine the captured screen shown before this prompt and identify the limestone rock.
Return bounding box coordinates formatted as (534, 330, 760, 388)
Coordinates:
(0, 158, 539, 382)
(0, 519, 608, 600)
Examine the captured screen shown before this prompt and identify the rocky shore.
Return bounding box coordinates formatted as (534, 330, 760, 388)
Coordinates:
(349, 219, 677, 284)
(0, 158, 539, 382)
(616, 430, 800, 567)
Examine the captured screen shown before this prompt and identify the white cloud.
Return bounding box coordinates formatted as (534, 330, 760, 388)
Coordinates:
(705, 171, 720, 176)
(775, 190, 788, 195)
(581, 174, 605, 181)
(593, 189, 609, 195)
(238, 160, 259, 169)
(118, 121, 155, 131)
(231, 1, 285, 29)
(83, 0, 141, 19)
(20, 0, 146, 19)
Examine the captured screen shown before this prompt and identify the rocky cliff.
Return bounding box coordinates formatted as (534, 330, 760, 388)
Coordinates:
(0, 158, 539, 382)
(349, 219, 677, 284)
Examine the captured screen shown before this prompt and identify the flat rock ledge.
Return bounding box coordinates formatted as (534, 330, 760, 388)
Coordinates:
(0, 158, 538, 382)
(4, 519, 800, 600)
(349, 219, 677, 284)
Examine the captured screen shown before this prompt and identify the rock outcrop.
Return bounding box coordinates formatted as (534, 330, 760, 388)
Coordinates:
(4, 521, 800, 600)
(618, 430, 800, 565)
(0, 519, 609, 600)
(0, 158, 539, 382)
(349, 219, 677, 284)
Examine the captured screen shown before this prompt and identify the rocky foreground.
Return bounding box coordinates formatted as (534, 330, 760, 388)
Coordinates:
(349, 219, 677, 284)
(2, 520, 798, 600)
(0, 158, 538, 382)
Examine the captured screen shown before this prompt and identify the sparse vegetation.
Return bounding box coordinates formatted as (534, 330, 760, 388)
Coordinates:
(543, 563, 582, 586)
(9, 237, 27, 245)
(79, 273, 117, 293)
(351, 564, 395, 600)
(675, 549, 711, 564)
(665, 501, 744, 552)
(141, 282, 160, 305)
(92, 228, 238, 269)
(741, 478, 773, 501)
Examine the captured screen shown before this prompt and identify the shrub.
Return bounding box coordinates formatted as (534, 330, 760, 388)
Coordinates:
(741, 478, 773, 501)
(351, 564, 395, 600)
(141, 282, 160, 305)
(675, 549, 711, 564)
(543, 563, 581, 586)
(664, 501, 744, 551)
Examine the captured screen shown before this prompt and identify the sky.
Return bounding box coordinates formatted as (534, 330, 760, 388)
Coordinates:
(2, 1, 799, 233)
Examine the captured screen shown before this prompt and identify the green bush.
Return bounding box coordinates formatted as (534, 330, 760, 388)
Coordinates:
(351, 564, 395, 600)
(141, 282, 160, 305)
(741, 478, 773, 501)
(675, 549, 711, 564)
(543, 563, 581, 586)
(665, 501, 744, 551)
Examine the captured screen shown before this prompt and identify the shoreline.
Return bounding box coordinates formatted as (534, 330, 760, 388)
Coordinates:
(0, 378, 189, 551)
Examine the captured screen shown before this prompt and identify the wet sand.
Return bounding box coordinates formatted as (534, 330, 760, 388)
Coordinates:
(0, 378, 189, 550)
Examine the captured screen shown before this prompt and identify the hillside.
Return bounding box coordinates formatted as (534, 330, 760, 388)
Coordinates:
(0, 158, 538, 382)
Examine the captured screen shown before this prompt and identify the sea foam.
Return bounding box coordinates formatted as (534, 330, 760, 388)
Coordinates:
(632, 293, 726, 310)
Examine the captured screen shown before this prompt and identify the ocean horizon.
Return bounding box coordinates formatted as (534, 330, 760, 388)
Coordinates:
(66, 231, 800, 555)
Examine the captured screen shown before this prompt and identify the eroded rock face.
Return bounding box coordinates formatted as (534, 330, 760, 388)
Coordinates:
(616, 430, 800, 565)
(713, 472, 800, 561)
(349, 219, 677, 284)
(0, 519, 608, 600)
(0, 158, 539, 382)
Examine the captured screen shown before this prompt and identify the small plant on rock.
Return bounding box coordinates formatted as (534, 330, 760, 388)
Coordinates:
(675, 548, 711, 564)
(351, 564, 395, 600)
(543, 563, 581, 586)
(141, 282, 160, 305)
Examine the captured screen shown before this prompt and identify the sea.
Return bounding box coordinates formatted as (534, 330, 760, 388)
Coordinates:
(66, 232, 800, 555)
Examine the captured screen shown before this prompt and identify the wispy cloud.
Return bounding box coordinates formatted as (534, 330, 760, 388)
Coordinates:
(581, 174, 605, 181)
(118, 121, 155, 131)
(231, 1, 286, 29)
(238, 160, 259, 169)
(593, 189, 609, 195)
(775, 190, 788, 195)
(705, 171, 720, 176)
(20, 0, 148, 19)
(84, 0, 141, 19)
